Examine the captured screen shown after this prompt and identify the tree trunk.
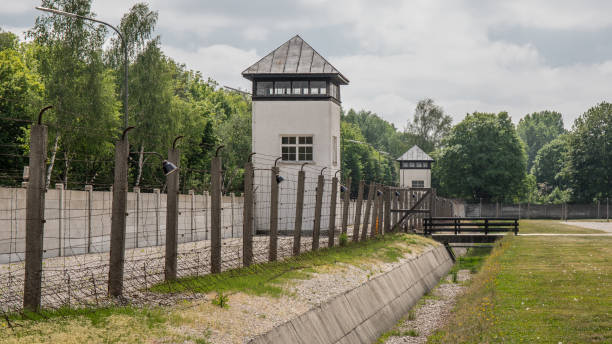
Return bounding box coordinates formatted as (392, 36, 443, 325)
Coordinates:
(135, 144, 144, 187)
(45, 134, 60, 189)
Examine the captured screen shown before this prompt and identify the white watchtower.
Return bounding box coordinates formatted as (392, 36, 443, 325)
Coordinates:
(397, 145, 434, 188)
(243, 35, 348, 173)
(242, 35, 349, 231)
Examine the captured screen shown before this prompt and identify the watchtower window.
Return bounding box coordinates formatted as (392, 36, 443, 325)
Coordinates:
(282, 136, 313, 161)
(274, 81, 291, 95)
(412, 180, 425, 188)
(256, 81, 273, 96)
(292, 81, 308, 95)
(310, 81, 326, 95)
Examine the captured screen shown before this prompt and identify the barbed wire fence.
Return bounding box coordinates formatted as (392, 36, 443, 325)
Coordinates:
(0, 115, 453, 320)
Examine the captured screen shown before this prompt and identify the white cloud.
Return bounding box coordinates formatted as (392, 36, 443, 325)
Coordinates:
(4, 0, 612, 129)
(162, 44, 257, 90)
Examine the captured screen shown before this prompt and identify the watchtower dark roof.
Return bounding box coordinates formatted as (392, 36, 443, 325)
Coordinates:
(396, 145, 434, 162)
(242, 35, 349, 85)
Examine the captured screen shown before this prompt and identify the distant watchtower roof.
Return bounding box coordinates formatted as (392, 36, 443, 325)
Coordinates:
(396, 145, 434, 162)
(242, 35, 349, 85)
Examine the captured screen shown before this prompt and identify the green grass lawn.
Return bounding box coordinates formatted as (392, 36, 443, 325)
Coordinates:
(518, 219, 605, 234)
(151, 233, 432, 296)
(430, 222, 612, 343)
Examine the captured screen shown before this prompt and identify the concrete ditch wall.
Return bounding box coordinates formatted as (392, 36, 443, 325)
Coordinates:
(249, 244, 454, 344)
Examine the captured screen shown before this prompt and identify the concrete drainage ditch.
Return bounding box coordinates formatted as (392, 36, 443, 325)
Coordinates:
(249, 245, 454, 344)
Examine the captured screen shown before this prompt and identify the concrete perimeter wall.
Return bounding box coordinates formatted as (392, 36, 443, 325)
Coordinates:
(0, 186, 243, 264)
(249, 245, 453, 344)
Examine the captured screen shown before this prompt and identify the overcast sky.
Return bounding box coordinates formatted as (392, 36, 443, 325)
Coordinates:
(3, 0, 612, 129)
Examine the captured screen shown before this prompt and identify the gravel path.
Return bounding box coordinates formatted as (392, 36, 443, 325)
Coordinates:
(562, 221, 612, 233)
(384, 269, 471, 344)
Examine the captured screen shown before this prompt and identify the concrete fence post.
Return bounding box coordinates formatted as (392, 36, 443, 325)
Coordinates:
(108, 137, 129, 298)
(362, 183, 375, 241)
(210, 156, 222, 273)
(204, 191, 209, 239)
(379, 188, 386, 233)
(242, 161, 254, 266)
(230, 193, 235, 238)
(56, 183, 64, 257)
(23, 124, 47, 311)
(134, 186, 140, 248)
(352, 180, 365, 242)
(153, 189, 160, 246)
(293, 170, 305, 255)
(312, 174, 325, 251)
(85, 185, 93, 253)
(341, 177, 351, 236)
(164, 148, 180, 281)
(328, 176, 338, 247)
(269, 166, 279, 261)
(189, 190, 195, 242)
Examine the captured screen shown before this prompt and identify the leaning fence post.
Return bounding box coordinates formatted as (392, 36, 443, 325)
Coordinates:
(341, 177, 351, 236)
(293, 169, 306, 255)
(108, 128, 131, 298)
(328, 174, 338, 247)
(85, 184, 93, 253)
(352, 180, 365, 242)
(23, 122, 47, 311)
(211, 153, 223, 273)
(164, 147, 180, 280)
(312, 172, 325, 251)
(362, 183, 375, 241)
(242, 160, 254, 266)
(269, 165, 280, 261)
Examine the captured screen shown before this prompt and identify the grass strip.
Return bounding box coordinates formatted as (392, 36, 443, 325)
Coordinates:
(518, 219, 604, 234)
(150, 233, 432, 296)
(430, 227, 612, 343)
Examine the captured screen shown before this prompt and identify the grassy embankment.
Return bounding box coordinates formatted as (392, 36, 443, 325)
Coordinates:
(0, 233, 433, 344)
(430, 220, 612, 343)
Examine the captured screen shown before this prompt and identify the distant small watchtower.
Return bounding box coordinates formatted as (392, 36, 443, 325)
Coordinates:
(397, 145, 433, 188)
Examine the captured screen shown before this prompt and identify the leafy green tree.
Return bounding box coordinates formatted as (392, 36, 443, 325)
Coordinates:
(433, 112, 527, 201)
(0, 35, 44, 186)
(517, 110, 565, 171)
(407, 99, 452, 153)
(566, 102, 612, 202)
(531, 134, 570, 189)
(342, 109, 411, 158)
(29, 0, 120, 187)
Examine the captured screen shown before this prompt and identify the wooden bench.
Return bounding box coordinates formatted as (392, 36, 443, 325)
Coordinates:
(424, 217, 519, 236)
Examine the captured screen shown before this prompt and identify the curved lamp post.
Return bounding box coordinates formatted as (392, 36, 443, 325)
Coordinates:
(35, 6, 129, 129)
